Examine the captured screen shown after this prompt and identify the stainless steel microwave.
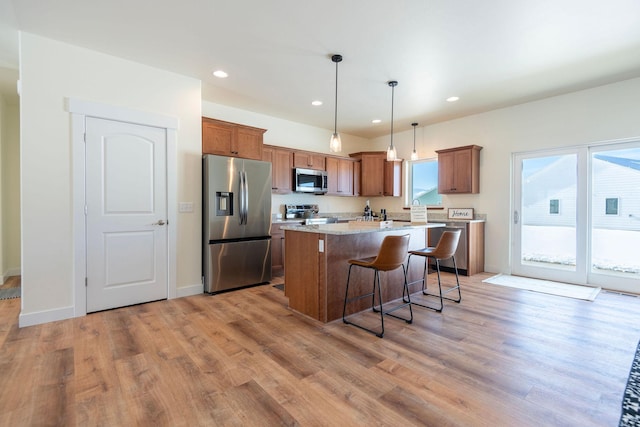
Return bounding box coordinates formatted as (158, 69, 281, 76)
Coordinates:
(294, 168, 328, 194)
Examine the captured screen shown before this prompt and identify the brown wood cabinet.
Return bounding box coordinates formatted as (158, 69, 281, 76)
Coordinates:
(293, 152, 325, 171)
(202, 117, 266, 160)
(326, 156, 355, 196)
(349, 151, 402, 197)
(263, 145, 293, 194)
(271, 224, 286, 277)
(353, 161, 361, 197)
(466, 221, 485, 276)
(384, 160, 402, 197)
(284, 226, 428, 322)
(436, 145, 482, 194)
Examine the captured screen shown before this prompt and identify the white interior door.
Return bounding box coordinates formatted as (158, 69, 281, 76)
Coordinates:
(85, 117, 168, 312)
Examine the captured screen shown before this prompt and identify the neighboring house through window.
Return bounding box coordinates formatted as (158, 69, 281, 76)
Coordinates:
(406, 158, 442, 207)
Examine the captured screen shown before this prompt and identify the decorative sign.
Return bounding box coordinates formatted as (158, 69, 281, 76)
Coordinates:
(448, 208, 474, 220)
(410, 205, 428, 224)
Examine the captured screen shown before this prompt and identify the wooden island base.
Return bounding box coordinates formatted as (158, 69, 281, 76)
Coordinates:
(284, 224, 444, 323)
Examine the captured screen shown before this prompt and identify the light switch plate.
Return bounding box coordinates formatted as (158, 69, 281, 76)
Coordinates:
(179, 202, 194, 213)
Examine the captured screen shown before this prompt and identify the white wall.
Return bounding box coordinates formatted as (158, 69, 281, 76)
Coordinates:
(366, 77, 640, 273)
(1, 97, 20, 280)
(19, 33, 202, 323)
(202, 101, 370, 215)
(0, 95, 4, 282)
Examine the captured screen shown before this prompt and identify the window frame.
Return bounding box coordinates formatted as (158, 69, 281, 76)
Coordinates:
(404, 158, 443, 208)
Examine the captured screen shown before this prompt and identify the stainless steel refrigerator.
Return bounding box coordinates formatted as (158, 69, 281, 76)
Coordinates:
(203, 154, 272, 293)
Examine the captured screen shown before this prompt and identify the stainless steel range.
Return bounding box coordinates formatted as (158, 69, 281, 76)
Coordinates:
(284, 204, 338, 224)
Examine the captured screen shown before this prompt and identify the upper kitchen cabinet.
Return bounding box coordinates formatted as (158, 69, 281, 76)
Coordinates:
(353, 161, 361, 197)
(350, 151, 402, 197)
(326, 156, 355, 196)
(384, 160, 402, 197)
(436, 145, 483, 194)
(202, 117, 266, 160)
(263, 145, 293, 194)
(293, 151, 325, 171)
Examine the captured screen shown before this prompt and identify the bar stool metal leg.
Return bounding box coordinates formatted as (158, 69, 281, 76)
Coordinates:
(342, 234, 413, 338)
(406, 253, 443, 312)
(405, 229, 463, 311)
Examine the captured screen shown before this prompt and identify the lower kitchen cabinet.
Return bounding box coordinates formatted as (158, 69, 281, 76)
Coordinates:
(271, 224, 286, 277)
(428, 221, 485, 276)
(466, 221, 485, 276)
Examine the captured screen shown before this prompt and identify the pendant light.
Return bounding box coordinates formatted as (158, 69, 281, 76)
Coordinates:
(329, 54, 342, 153)
(386, 80, 398, 161)
(411, 122, 419, 161)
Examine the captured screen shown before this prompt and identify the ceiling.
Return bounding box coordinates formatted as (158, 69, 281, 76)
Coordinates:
(1, 0, 640, 138)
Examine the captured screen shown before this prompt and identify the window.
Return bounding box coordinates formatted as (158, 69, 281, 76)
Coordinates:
(549, 199, 560, 214)
(605, 198, 619, 215)
(405, 158, 442, 206)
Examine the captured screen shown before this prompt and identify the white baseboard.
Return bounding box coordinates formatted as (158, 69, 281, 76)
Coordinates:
(18, 282, 202, 328)
(19, 305, 75, 328)
(175, 283, 203, 298)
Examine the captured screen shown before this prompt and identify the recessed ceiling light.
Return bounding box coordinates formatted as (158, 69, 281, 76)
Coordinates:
(311, 100, 323, 106)
(371, 119, 382, 124)
(446, 96, 459, 102)
(213, 70, 228, 78)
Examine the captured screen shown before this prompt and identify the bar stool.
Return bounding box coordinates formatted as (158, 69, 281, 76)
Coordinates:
(406, 229, 462, 312)
(342, 234, 412, 338)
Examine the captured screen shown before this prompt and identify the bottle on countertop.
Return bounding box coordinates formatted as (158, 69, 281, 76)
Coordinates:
(364, 200, 371, 220)
(381, 208, 387, 221)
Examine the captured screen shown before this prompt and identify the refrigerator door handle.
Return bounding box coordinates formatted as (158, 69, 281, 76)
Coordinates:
(243, 170, 249, 224)
(239, 170, 245, 225)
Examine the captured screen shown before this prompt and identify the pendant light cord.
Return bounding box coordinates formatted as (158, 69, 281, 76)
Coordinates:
(413, 123, 416, 151)
(390, 84, 394, 149)
(388, 81, 397, 150)
(334, 59, 338, 134)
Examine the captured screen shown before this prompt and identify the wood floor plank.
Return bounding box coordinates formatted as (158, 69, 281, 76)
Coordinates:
(1, 272, 640, 426)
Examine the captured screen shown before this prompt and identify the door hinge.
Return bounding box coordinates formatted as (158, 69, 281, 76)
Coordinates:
(514, 210, 519, 224)
(85, 277, 88, 287)
(83, 133, 87, 143)
(84, 204, 88, 216)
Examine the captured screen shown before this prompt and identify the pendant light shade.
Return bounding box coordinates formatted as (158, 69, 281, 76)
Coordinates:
(387, 81, 398, 161)
(411, 122, 419, 161)
(330, 54, 342, 153)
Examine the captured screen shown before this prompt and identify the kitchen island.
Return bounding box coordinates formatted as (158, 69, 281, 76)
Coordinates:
(281, 222, 445, 322)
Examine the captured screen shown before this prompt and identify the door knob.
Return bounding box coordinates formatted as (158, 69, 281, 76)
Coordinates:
(153, 220, 166, 226)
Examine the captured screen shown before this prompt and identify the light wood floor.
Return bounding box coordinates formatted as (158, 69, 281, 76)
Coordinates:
(1, 272, 639, 426)
(0, 275, 20, 290)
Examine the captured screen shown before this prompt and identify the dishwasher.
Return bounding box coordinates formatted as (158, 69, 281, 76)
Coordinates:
(428, 222, 469, 275)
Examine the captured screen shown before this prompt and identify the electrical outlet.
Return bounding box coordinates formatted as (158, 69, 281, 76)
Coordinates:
(178, 202, 193, 213)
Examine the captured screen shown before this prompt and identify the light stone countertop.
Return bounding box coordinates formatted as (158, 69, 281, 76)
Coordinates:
(280, 221, 446, 235)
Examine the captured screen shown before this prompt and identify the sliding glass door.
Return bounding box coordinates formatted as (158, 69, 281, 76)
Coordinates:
(589, 144, 640, 292)
(512, 141, 640, 292)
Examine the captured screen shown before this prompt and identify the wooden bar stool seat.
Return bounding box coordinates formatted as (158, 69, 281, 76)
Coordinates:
(342, 234, 412, 338)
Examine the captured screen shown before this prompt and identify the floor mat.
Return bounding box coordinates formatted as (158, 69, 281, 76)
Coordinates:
(0, 287, 21, 300)
(482, 274, 600, 301)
